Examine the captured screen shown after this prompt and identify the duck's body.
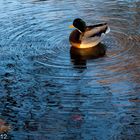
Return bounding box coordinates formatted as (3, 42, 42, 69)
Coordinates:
(70, 43, 106, 60)
(69, 19, 110, 49)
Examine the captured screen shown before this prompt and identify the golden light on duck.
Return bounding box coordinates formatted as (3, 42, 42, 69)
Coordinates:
(69, 18, 110, 49)
(70, 43, 107, 61)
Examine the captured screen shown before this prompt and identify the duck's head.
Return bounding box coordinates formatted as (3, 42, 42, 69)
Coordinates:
(69, 18, 86, 32)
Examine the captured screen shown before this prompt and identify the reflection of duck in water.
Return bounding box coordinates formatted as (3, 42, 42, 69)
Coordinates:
(70, 43, 107, 60)
(70, 43, 107, 69)
(69, 18, 110, 49)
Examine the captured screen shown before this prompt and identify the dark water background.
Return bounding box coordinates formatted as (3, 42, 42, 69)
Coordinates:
(0, 0, 140, 139)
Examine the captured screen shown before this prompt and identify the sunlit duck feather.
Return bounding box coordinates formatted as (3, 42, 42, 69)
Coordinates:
(69, 18, 110, 49)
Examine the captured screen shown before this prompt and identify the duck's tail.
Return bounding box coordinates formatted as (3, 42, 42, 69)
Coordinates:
(105, 26, 110, 34)
(99, 25, 110, 41)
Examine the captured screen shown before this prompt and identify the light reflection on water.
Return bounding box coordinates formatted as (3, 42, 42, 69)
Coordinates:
(0, 0, 140, 140)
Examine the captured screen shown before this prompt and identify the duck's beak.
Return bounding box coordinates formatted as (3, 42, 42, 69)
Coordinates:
(69, 25, 74, 28)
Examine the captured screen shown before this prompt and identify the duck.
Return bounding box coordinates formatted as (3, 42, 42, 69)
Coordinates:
(69, 18, 110, 49)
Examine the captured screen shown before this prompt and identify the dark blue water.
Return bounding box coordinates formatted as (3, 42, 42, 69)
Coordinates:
(0, 0, 140, 140)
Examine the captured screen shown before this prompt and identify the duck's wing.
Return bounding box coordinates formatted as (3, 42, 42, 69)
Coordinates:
(82, 23, 110, 39)
(79, 23, 110, 48)
(87, 23, 107, 29)
(80, 36, 102, 48)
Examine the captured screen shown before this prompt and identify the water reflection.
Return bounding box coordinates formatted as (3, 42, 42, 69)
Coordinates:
(70, 43, 106, 69)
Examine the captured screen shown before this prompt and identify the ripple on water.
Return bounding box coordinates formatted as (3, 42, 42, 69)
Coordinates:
(0, 0, 140, 140)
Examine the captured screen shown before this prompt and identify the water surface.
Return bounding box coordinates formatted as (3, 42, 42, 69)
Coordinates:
(0, 0, 140, 140)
